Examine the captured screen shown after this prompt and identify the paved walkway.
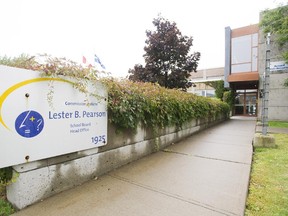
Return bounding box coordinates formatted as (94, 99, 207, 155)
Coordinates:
(12, 117, 256, 216)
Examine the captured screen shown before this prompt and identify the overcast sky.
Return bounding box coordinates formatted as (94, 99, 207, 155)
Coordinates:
(0, 0, 284, 77)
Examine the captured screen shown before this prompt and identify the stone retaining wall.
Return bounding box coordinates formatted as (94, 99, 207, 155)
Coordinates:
(7, 114, 228, 209)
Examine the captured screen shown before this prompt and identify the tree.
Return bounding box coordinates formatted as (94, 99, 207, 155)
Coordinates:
(128, 16, 200, 91)
(260, 4, 288, 87)
(205, 80, 227, 100)
(260, 4, 288, 62)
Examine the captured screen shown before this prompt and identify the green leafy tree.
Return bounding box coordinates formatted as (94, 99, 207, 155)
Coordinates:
(223, 90, 235, 111)
(129, 15, 200, 91)
(260, 4, 288, 62)
(0, 53, 100, 80)
(260, 4, 288, 87)
(0, 54, 38, 69)
(205, 80, 227, 100)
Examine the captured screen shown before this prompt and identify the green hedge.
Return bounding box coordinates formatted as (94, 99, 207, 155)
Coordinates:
(0, 54, 229, 132)
(103, 79, 230, 131)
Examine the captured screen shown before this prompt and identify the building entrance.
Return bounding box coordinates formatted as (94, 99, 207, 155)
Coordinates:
(234, 89, 257, 116)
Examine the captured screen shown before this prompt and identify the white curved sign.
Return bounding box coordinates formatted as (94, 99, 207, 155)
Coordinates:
(0, 65, 107, 168)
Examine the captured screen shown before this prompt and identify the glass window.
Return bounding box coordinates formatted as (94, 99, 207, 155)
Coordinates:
(232, 63, 252, 73)
(236, 90, 245, 93)
(234, 90, 257, 116)
(234, 94, 245, 115)
(246, 89, 258, 93)
(231, 33, 258, 73)
(252, 33, 258, 47)
(231, 35, 252, 64)
(252, 47, 258, 71)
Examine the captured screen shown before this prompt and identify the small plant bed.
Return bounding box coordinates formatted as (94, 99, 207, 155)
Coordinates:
(245, 133, 288, 215)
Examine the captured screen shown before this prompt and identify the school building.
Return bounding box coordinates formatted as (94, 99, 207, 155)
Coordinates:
(189, 6, 288, 121)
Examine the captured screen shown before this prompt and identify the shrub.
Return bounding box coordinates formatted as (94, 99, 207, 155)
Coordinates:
(223, 90, 235, 111)
(103, 79, 230, 131)
(0, 168, 12, 186)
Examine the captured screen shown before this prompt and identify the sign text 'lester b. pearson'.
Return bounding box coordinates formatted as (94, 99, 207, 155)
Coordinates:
(48, 110, 106, 119)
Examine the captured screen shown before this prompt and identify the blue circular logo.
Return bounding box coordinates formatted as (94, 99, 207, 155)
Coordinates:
(15, 110, 44, 138)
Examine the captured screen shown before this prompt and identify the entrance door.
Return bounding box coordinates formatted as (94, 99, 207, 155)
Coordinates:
(234, 90, 257, 116)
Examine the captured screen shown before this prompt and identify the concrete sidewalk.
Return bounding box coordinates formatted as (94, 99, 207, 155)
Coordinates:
(12, 117, 256, 216)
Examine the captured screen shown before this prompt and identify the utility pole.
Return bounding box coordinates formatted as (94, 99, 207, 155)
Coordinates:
(262, 33, 271, 135)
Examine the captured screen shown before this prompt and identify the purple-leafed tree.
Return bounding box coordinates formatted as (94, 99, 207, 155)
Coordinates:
(129, 15, 200, 91)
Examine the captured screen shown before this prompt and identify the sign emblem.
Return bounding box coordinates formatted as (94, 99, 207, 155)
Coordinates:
(15, 110, 44, 138)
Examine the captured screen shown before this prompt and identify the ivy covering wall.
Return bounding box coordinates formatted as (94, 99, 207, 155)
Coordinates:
(104, 79, 230, 131)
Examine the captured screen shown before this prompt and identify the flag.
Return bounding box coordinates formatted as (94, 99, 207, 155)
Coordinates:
(94, 54, 106, 69)
(82, 55, 93, 68)
(82, 56, 87, 64)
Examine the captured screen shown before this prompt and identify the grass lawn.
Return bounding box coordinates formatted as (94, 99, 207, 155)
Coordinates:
(245, 133, 288, 216)
(0, 186, 14, 216)
(269, 121, 288, 128)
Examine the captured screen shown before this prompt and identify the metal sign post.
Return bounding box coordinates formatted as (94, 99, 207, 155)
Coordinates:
(262, 33, 271, 135)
